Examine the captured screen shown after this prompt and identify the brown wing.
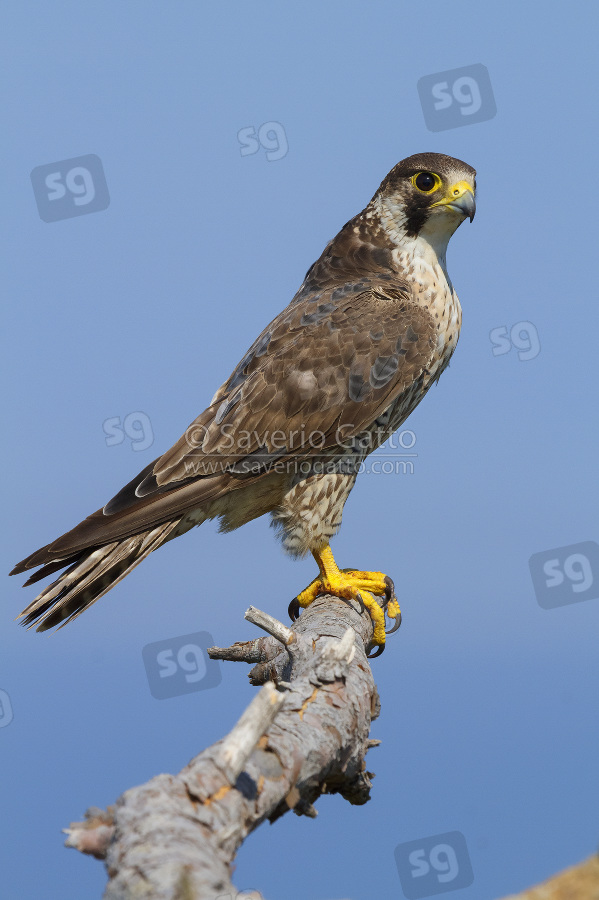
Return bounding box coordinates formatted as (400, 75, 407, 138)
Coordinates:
(150, 286, 437, 485)
(11, 284, 436, 573)
(11, 197, 439, 576)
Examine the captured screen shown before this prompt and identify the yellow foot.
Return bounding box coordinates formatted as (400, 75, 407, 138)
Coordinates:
(289, 546, 401, 658)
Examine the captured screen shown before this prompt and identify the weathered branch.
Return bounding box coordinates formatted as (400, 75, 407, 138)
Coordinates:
(64, 593, 383, 899)
(244, 604, 294, 646)
(499, 852, 599, 899)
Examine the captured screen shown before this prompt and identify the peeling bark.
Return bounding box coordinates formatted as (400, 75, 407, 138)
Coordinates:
(64, 594, 383, 899)
(62, 592, 599, 900)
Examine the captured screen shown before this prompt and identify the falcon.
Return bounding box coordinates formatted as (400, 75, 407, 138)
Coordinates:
(11, 152, 476, 655)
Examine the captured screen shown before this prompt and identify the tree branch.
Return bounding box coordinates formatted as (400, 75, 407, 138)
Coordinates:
(498, 853, 599, 899)
(64, 594, 383, 899)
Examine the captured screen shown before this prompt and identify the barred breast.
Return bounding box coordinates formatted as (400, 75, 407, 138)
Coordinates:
(271, 250, 461, 557)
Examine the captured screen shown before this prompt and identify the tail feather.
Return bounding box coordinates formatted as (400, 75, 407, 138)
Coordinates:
(18, 521, 179, 632)
(22, 552, 85, 587)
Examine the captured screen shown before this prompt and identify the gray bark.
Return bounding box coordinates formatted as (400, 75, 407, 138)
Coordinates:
(64, 594, 384, 899)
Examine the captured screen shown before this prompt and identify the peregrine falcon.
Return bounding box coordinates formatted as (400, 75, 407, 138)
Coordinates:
(11, 152, 476, 654)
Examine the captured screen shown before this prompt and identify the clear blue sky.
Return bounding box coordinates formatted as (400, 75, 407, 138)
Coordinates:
(1, 3, 598, 899)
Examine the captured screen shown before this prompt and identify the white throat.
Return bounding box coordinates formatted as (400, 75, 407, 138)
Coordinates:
(374, 195, 462, 290)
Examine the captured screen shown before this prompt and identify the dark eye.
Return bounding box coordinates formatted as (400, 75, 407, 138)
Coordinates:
(415, 172, 437, 192)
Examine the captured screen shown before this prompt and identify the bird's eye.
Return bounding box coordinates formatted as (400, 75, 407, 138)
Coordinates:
(413, 172, 439, 193)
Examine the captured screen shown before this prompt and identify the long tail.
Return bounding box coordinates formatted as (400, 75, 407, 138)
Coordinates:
(17, 521, 179, 632)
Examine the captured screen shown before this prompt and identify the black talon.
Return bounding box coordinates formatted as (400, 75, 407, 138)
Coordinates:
(367, 643, 385, 659)
(288, 597, 301, 621)
(382, 575, 396, 607)
(354, 591, 367, 615)
(386, 610, 402, 634)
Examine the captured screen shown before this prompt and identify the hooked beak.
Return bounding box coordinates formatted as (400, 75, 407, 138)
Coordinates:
(431, 180, 476, 222)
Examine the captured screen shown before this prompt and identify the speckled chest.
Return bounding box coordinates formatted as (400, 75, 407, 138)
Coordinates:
(368, 250, 462, 450)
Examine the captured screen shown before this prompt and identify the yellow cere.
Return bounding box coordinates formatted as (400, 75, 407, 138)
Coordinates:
(430, 179, 475, 208)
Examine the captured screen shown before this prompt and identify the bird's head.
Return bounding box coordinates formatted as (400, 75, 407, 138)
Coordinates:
(374, 152, 476, 252)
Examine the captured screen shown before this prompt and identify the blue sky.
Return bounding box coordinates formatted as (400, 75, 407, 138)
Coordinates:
(1, 3, 598, 899)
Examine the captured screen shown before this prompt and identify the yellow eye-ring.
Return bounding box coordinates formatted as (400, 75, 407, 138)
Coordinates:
(412, 171, 442, 193)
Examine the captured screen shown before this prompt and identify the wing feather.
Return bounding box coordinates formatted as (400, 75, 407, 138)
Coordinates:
(11, 216, 438, 576)
(153, 287, 437, 484)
